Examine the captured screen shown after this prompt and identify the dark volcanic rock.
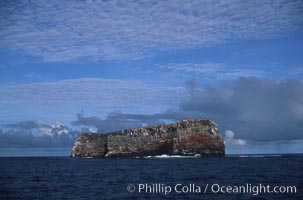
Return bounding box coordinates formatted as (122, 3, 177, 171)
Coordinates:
(71, 119, 225, 157)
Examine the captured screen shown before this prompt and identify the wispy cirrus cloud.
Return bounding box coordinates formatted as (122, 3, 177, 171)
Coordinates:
(159, 63, 267, 79)
(0, 0, 302, 62)
(159, 63, 226, 74)
(0, 78, 186, 108)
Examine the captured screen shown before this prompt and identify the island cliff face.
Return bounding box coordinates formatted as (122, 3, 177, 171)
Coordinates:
(71, 119, 225, 157)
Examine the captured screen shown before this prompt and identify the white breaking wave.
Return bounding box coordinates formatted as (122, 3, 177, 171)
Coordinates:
(230, 154, 283, 158)
(144, 154, 201, 159)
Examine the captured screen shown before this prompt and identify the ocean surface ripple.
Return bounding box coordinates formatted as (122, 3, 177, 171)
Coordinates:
(0, 154, 302, 199)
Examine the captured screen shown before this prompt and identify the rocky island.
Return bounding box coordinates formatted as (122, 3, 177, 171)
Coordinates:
(71, 119, 225, 158)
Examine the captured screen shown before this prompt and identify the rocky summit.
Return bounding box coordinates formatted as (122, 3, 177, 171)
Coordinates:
(71, 119, 225, 158)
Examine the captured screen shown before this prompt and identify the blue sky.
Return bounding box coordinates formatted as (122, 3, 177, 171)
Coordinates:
(0, 0, 303, 155)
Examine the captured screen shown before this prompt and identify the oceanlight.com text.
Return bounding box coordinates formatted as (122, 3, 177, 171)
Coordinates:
(127, 183, 297, 196)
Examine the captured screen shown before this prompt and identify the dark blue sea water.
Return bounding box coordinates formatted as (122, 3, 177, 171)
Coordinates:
(0, 155, 302, 200)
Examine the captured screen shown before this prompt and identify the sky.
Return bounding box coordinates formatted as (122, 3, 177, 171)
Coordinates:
(0, 0, 303, 156)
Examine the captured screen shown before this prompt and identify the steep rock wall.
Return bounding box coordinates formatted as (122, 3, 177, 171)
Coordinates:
(71, 119, 225, 157)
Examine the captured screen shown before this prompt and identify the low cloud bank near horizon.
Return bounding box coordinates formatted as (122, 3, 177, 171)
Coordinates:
(0, 121, 79, 148)
(1, 78, 302, 152)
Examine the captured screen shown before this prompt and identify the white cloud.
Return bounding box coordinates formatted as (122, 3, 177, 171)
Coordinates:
(216, 69, 267, 80)
(0, 78, 186, 110)
(159, 63, 225, 74)
(0, 0, 302, 61)
(225, 130, 247, 146)
(0, 120, 79, 147)
(51, 121, 64, 129)
(159, 62, 266, 79)
(225, 130, 235, 139)
(36, 126, 53, 137)
(233, 139, 247, 146)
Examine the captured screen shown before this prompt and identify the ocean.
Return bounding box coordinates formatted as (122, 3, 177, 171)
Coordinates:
(0, 154, 302, 200)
